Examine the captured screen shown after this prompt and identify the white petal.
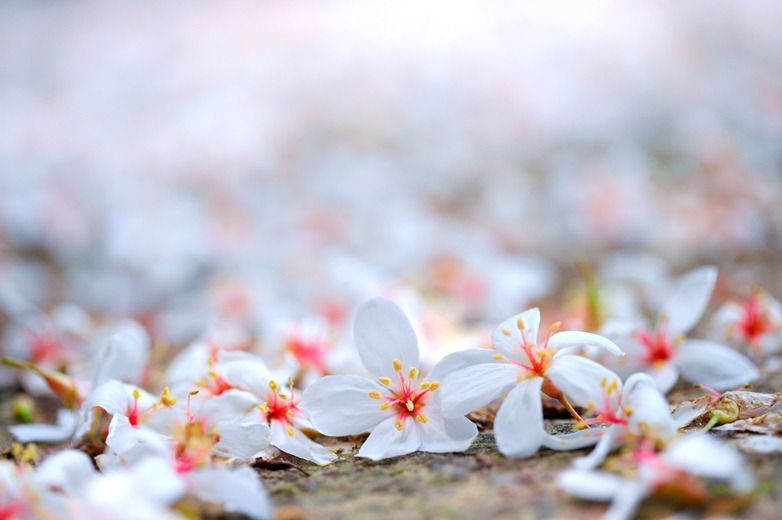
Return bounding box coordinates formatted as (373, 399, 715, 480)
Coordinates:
(541, 425, 610, 452)
(197, 389, 259, 424)
(125, 456, 185, 505)
(439, 362, 519, 417)
(187, 466, 273, 520)
(491, 308, 540, 355)
(9, 408, 77, 444)
(546, 355, 621, 409)
(659, 266, 717, 338)
(91, 320, 150, 387)
(623, 373, 675, 440)
(573, 426, 621, 470)
(214, 417, 271, 461)
(675, 340, 759, 390)
(418, 412, 477, 453)
(32, 449, 96, 495)
(672, 400, 708, 429)
(662, 434, 753, 491)
(105, 415, 172, 463)
(550, 331, 624, 357)
(76, 380, 155, 437)
(270, 421, 336, 466)
(354, 297, 420, 378)
(604, 481, 649, 520)
(557, 468, 622, 501)
(357, 416, 421, 460)
(646, 362, 679, 394)
(300, 375, 393, 436)
(427, 348, 501, 382)
(494, 377, 544, 458)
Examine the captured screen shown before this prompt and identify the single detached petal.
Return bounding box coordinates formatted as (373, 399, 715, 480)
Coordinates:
(491, 308, 540, 355)
(214, 417, 271, 461)
(418, 413, 477, 453)
(300, 375, 394, 436)
(270, 421, 336, 466)
(658, 266, 717, 338)
(675, 340, 759, 391)
(547, 355, 622, 409)
(187, 466, 273, 520)
(354, 297, 419, 378)
(550, 331, 624, 357)
(357, 416, 421, 460)
(557, 468, 623, 501)
(494, 377, 544, 458)
(439, 361, 520, 417)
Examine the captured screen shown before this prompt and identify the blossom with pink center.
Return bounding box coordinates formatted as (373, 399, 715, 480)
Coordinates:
(300, 297, 478, 461)
(608, 266, 758, 393)
(558, 434, 754, 520)
(439, 307, 625, 458)
(710, 290, 782, 355)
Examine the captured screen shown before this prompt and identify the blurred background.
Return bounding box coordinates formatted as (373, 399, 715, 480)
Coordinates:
(1, 0, 781, 340)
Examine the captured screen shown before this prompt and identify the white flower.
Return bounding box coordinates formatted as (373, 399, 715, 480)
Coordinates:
(710, 290, 782, 355)
(558, 434, 754, 520)
(300, 297, 478, 461)
(609, 266, 758, 393)
(439, 307, 624, 458)
(574, 373, 676, 470)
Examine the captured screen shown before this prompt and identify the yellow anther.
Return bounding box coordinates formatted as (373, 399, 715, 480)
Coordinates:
(420, 382, 431, 390)
(159, 387, 177, 407)
(501, 329, 511, 336)
(549, 321, 562, 333)
(406, 399, 415, 412)
(189, 390, 200, 396)
(286, 410, 294, 419)
(268, 380, 278, 392)
(208, 369, 218, 378)
(394, 420, 404, 431)
(378, 376, 392, 386)
(379, 401, 392, 411)
(624, 406, 633, 416)
(132, 388, 141, 400)
(279, 393, 288, 400)
(408, 367, 419, 380)
(606, 378, 618, 394)
(600, 376, 607, 389)
(415, 413, 428, 424)
(428, 381, 440, 392)
(516, 318, 525, 330)
(288, 376, 294, 388)
(393, 359, 403, 372)
(368, 390, 383, 400)
(259, 402, 269, 413)
(286, 427, 294, 437)
(492, 353, 506, 361)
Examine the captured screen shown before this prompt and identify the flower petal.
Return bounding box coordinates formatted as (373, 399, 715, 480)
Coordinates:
(418, 413, 477, 453)
(357, 416, 421, 460)
(542, 426, 609, 452)
(9, 408, 77, 444)
(214, 417, 271, 461)
(675, 340, 759, 391)
(300, 375, 393, 436)
(671, 400, 708, 429)
(197, 389, 259, 424)
(270, 421, 336, 466)
(91, 320, 150, 387)
(427, 348, 502, 382)
(439, 362, 520, 417)
(354, 297, 419, 378)
(546, 355, 622, 409)
(31, 449, 96, 495)
(658, 266, 717, 338)
(623, 373, 675, 440)
(491, 308, 540, 355)
(646, 362, 679, 394)
(557, 468, 622, 501)
(573, 426, 621, 470)
(187, 466, 273, 520)
(494, 377, 544, 458)
(550, 331, 624, 357)
(662, 434, 753, 491)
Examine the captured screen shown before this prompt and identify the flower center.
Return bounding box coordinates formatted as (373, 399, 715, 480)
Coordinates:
(259, 378, 300, 436)
(494, 318, 559, 378)
(25, 330, 65, 364)
(585, 377, 628, 426)
(636, 328, 673, 364)
(738, 294, 770, 343)
(368, 359, 439, 430)
(286, 333, 329, 373)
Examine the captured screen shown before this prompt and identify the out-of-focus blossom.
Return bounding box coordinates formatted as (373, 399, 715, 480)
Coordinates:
(710, 290, 782, 356)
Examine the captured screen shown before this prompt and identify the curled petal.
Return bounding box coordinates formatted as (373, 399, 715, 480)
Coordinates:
(572, 426, 621, 470)
(549, 331, 624, 357)
(547, 355, 622, 409)
(354, 298, 419, 378)
(659, 266, 717, 338)
(270, 421, 336, 466)
(675, 340, 758, 391)
(494, 377, 544, 458)
(542, 426, 609, 452)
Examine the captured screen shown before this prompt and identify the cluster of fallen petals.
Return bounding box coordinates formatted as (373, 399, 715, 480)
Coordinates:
(2, 262, 781, 520)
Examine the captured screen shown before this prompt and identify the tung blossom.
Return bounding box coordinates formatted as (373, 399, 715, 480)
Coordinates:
(439, 307, 625, 458)
(608, 266, 758, 393)
(300, 298, 478, 461)
(710, 289, 782, 355)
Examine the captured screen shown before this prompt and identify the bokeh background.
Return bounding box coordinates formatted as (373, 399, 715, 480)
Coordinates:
(1, 0, 781, 339)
